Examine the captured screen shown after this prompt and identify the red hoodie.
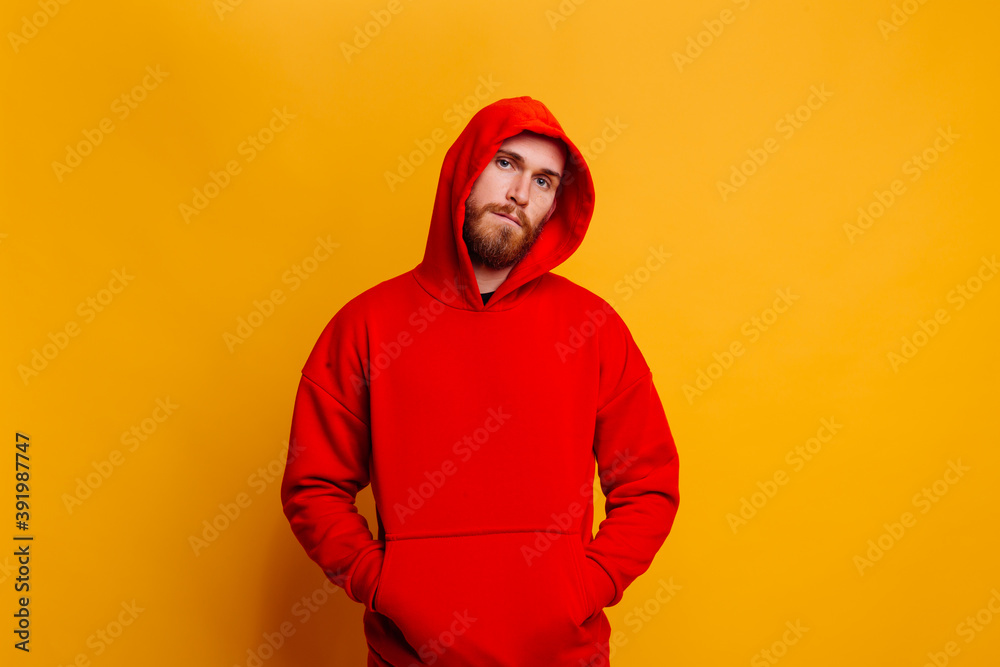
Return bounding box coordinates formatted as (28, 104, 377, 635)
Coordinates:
(280, 96, 680, 666)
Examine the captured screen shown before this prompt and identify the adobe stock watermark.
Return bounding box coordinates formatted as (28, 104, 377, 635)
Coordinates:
(392, 407, 512, 524)
(682, 288, 800, 404)
(878, 0, 932, 40)
(232, 572, 353, 667)
(52, 65, 169, 183)
(727, 417, 842, 534)
(179, 107, 296, 223)
(853, 459, 970, 575)
(62, 397, 180, 514)
(717, 84, 832, 201)
(546, 118, 629, 202)
(18, 267, 134, 386)
(844, 126, 959, 243)
(555, 245, 670, 362)
(51, 600, 144, 661)
(8, 0, 72, 54)
(750, 620, 809, 667)
(188, 439, 305, 556)
(579, 577, 682, 667)
(0, 557, 16, 586)
(672, 0, 753, 73)
(887, 254, 996, 372)
(410, 610, 478, 666)
(213, 0, 249, 20)
(521, 448, 638, 566)
(348, 277, 466, 394)
(554, 301, 616, 363)
(384, 75, 502, 192)
(223, 235, 339, 353)
(576, 117, 628, 165)
(340, 0, 415, 63)
(544, 0, 589, 30)
(607, 245, 670, 306)
(921, 588, 1000, 667)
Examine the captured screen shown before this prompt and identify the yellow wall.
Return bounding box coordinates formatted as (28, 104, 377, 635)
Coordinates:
(2, 0, 997, 664)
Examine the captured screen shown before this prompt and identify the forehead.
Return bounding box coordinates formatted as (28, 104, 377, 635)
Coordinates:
(497, 132, 566, 174)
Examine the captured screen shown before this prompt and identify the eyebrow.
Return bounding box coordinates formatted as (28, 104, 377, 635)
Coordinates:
(495, 149, 563, 182)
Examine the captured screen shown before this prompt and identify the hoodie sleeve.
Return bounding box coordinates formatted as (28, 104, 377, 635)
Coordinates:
(280, 302, 384, 611)
(583, 303, 680, 611)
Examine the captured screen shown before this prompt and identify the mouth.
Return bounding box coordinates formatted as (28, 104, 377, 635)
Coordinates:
(492, 211, 521, 227)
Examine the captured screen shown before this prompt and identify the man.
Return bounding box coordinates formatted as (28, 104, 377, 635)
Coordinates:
(280, 96, 680, 667)
(461, 127, 566, 298)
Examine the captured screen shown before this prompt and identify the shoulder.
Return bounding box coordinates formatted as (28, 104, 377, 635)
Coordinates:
(318, 270, 416, 323)
(540, 272, 628, 327)
(302, 270, 416, 359)
(539, 272, 642, 360)
(541, 271, 605, 303)
(541, 274, 651, 405)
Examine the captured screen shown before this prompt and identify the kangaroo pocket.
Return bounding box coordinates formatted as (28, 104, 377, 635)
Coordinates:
(373, 530, 597, 666)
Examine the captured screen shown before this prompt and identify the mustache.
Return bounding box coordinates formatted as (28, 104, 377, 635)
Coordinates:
(483, 203, 528, 226)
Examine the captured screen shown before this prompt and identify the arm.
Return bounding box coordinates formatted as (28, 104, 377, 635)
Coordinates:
(279, 305, 384, 611)
(583, 305, 681, 611)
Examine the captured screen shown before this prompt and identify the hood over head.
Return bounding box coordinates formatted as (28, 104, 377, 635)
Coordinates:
(412, 96, 596, 311)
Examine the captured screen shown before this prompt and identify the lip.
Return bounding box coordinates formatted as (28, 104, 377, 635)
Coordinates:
(492, 211, 521, 226)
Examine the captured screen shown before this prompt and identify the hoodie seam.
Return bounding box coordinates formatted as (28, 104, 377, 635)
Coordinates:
(410, 270, 475, 312)
(384, 527, 578, 540)
(597, 369, 651, 415)
(482, 273, 545, 312)
(301, 372, 370, 428)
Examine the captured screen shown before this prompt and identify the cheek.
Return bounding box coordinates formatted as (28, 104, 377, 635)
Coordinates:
(476, 170, 506, 195)
(467, 174, 491, 203)
(535, 196, 556, 220)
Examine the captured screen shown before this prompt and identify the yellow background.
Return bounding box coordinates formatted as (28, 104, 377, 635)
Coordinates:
(3, 0, 998, 664)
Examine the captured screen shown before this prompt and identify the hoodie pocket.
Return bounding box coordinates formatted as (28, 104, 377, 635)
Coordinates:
(371, 541, 391, 615)
(373, 531, 594, 665)
(567, 537, 597, 624)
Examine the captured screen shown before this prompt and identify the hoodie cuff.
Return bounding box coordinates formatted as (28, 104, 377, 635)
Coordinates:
(348, 548, 384, 612)
(584, 556, 617, 614)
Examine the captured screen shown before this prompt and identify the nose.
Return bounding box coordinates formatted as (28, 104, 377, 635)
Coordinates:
(506, 173, 531, 207)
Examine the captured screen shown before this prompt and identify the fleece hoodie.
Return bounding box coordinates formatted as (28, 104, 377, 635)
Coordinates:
(280, 96, 680, 667)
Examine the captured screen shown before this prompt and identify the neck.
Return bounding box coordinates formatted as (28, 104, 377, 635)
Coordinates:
(471, 260, 513, 294)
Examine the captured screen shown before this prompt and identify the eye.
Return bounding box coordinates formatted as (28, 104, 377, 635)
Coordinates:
(535, 177, 551, 189)
(497, 158, 512, 168)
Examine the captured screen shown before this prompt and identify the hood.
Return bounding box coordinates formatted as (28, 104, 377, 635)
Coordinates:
(412, 96, 596, 311)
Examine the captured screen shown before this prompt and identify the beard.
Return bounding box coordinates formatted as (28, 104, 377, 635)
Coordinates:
(462, 199, 549, 270)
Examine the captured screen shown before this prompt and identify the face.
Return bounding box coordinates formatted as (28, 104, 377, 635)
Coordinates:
(462, 131, 567, 270)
